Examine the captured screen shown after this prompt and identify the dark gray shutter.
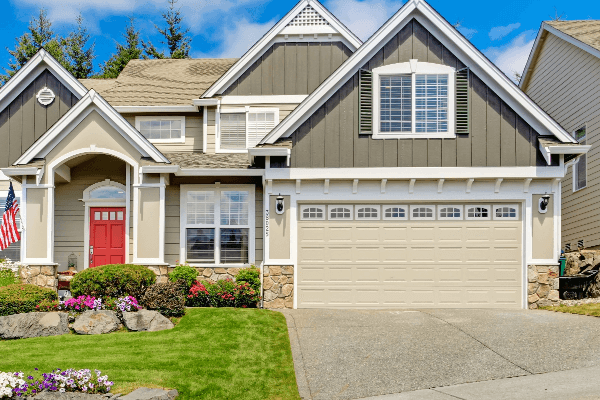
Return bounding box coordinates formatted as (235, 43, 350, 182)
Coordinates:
(359, 69, 373, 134)
(455, 67, 470, 134)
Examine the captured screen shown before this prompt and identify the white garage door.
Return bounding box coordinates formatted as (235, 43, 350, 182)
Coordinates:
(297, 204, 523, 309)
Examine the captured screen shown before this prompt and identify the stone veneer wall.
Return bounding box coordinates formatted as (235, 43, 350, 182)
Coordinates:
(528, 264, 559, 308)
(146, 266, 242, 284)
(263, 266, 294, 309)
(20, 265, 58, 292)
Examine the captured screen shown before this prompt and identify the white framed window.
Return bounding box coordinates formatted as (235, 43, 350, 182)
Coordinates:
(372, 60, 455, 139)
(135, 116, 185, 143)
(493, 204, 519, 220)
(438, 205, 463, 220)
(218, 108, 279, 152)
(465, 205, 491, 220)
(181, 185, 254, 265)
(300, 205, 326, 220)
(0, 191, 21, 261)
(410, 205, 435, 220)
(382, 205, 408, 220)
(356, 205, 380, 220)
(573, 125, 587, 192)
(328, 205, 353, 220)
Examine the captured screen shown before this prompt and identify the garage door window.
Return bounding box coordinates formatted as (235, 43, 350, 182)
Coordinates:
(300, 205, 325, 220)
(493, 205, 518, 220)
(466, 205, 490, 220)
(438, 206, 462, 220)
(383, 206, 408, 220)
(356, 206, 380, 220)
(410, 206, 435, 220)
(329, 206, 353, 220)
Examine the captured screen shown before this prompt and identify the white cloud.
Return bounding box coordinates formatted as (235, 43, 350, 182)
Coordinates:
(485, 31, 535, 82)
(458, 26, 477, 39)
(488, 22, 521, 41)
(325, 0, 400, 41)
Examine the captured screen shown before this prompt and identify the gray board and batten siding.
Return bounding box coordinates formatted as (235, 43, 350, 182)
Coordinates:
(289, 19, 550, 168)
(223, 42, 353, 96)
(0, 69, 79, 168)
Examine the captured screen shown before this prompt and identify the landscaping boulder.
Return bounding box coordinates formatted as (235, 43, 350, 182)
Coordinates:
(120, 388, 178, 400)
(72, 310, 122, 335)
(0, 312, 69, 339)
(122, 310, 174, 332)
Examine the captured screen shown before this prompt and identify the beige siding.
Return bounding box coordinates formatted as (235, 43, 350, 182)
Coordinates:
(223, 42, 353, 96)
(0, 69, 78, 168)
(269, 195, 290, 260)
(523, 32, 600, 249)
(137, 187, 161, 259)
(122, 112, 203, 153)
(532, 194, 554, 259)
(26, 188, 48, 259)
(290, 19, 546, 168)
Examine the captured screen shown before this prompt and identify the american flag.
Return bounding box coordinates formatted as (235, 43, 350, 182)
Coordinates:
(0, 182, 20, 251)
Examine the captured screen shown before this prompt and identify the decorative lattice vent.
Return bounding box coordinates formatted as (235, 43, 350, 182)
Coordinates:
(36, 86, 55, 106)
(287, 5, 329, 27)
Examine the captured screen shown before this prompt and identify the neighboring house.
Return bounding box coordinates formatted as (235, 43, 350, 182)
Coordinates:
(521, 21, 600, 251)
(0, 0, 587, 309)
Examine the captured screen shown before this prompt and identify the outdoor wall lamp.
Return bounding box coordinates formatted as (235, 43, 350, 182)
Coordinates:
(276, 194, 285, 215)
(539, 194, 551, 214)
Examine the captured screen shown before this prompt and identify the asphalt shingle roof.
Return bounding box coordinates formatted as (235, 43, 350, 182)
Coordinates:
(151, 153, 252, 169)
(79, 58, 238, 106)
(547, 20, 600, 53)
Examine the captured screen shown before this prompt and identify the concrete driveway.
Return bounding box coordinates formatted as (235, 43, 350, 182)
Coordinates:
(281, 309, 600, 400)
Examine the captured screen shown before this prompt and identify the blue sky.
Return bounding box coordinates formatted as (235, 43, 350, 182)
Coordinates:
(0, 0, 597, 80)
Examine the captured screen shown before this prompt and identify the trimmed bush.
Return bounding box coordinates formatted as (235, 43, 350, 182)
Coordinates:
(187, 278, 260, 308)
(142, 281, 186, 317)
(168, 264, 198, 292)
(236, 266, 261, 292)
(0, 284, 58, 316)
(70, 264, 156, 299)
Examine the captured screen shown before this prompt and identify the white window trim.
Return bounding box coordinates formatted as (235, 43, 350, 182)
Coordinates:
(493, 204, 519, 220)
(299, 204, 326, 221)
(465, 205, 491, 221)
(355, 205, 381, 220)
(180, 184, 255, 267)
(382, 205, 408, 220)
(410, 205, 436, 220)
(217, 107, 280, 153)
(372, 60, 456, 139)
(135, 116, 186, 144)
(573, 124, 587, 193)
(437, 205, 463, 220)
(328, 205, 354, 220)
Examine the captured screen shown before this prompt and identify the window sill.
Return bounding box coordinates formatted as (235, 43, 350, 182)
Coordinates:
(371, 132, 457, 139)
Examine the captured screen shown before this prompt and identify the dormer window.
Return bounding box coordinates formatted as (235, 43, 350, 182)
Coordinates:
(219, 108, 279, 152)
(371, 60, 456, 138)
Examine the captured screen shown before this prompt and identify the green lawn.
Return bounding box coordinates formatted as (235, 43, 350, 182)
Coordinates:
(0, 308, 300, 400)
(540, 303, 600, 317)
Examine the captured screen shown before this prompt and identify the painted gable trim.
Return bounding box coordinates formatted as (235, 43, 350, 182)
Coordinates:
(201, 0, 362, 98)
(0, 49, 88, 113)
(520, 23, 600, 91)
(262, 0, 576, 145)
(15, 90, 169, 165)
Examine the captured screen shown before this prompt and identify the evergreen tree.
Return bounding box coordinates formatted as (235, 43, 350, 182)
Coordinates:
(97, 18, 143, 79)
(143, 0, 191, 59)
(2, 8, 67, 83)
(65, 14, 95, 79)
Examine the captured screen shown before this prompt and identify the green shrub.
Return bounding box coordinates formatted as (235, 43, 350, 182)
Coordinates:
(0, 284, 58, 316)
(0, 268, 19, 287)
(141, 280, 186, 317)
(187, 278, 260, 308)
(168, 264, 198, 292)
(236, 266, 261, 292)
(70, 264, 156, 299)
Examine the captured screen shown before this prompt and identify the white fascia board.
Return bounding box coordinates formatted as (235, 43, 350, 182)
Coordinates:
(220, 95, 308, 104)
(519, 23, 546, 90)
(114, 105, 198, 113)
(262, 0, 576, 145)
(15, 90, 169, 165)
(176, 169, 265, 177)
(0, 171, 8, 180)
(248, 148, 291, 157)
(201, 0, 361, 98)
(539, 142, 591, 165)
(192, 99, 219, 106)
(265, 167, 566, 180)
(140, 165, 180, 174)
(0, 49, 88, 112)
(1, 167, 39, 176)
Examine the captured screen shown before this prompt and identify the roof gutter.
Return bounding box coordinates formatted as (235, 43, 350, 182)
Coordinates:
(192, 99, 219, 106)
(139, 164, 264, 177)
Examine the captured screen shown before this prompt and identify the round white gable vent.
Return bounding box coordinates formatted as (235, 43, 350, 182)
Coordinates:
(36, 86, 55, 106)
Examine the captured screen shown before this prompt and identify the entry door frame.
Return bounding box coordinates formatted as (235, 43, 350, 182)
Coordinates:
(82, 174, 130, 269)
(89, 206, 127, 267)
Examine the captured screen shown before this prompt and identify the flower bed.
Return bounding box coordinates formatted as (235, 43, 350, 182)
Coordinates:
(36, 295, 141, 314)
(1, 368, 113, 398)
(187, 278, 260, 308)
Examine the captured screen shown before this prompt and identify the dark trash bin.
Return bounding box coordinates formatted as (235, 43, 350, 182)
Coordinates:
(559, 270, 599, 300)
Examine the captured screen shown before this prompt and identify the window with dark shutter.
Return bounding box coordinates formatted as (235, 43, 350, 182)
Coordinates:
(359, 69, 373, 134)
(455, 67, 470, 134)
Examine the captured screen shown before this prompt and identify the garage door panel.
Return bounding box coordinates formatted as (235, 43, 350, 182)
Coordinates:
(382, 227, 409, 242)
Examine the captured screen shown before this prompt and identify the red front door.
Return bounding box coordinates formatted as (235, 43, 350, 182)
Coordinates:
(90, 207, 126, 267)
